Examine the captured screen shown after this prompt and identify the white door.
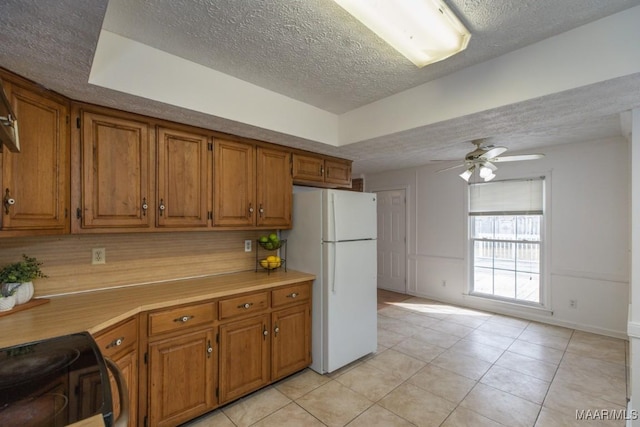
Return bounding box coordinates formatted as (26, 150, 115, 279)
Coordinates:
(376, 189, 407, 293)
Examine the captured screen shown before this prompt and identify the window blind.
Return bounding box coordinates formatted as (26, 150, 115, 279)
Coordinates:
(469, 178, 544, 215)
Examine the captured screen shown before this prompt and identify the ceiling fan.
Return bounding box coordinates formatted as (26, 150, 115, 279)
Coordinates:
(439, 139, 545, 182)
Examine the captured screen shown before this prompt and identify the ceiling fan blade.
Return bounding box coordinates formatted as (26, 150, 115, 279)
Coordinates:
(492, 153, 545, 163)
(436, 163, 466, 172)
(479, 146, 507, 160)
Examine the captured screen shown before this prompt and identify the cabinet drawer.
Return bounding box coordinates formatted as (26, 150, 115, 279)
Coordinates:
(148, 302, 216, 337)
(272, 282, 311, 308)
(94, 317, 138, 358)
(219, 292, 269, 321)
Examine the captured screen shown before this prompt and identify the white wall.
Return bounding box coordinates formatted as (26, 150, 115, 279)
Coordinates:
(367, 137, 630, 338)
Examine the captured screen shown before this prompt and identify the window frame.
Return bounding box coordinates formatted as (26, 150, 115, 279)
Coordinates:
(467, 177, 547, 308)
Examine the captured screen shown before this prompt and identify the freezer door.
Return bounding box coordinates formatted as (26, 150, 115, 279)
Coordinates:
(323, 239, 377, 373)
(323, 190, 377, 242)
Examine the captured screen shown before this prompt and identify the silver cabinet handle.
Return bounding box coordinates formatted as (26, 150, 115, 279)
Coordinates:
(106, 337, 125, 349)
(174, 315, 194, 323)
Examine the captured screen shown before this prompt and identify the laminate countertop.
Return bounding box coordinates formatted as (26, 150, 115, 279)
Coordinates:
(0, 269, 315, 349)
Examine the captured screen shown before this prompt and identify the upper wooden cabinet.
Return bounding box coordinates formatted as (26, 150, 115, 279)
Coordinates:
(1, 81, 69, 234)
(79, 110, 152, 229)
(156, 126, 210, 228)
(213, 138, 255, 227)
(292, 153, 352, 188)
(214, 139, 291, 228)
(256, 146, 292, 227)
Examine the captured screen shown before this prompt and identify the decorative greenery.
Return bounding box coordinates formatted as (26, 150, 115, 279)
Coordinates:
(0, 254, 47, 284)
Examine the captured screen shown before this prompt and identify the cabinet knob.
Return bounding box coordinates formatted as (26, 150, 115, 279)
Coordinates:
(142, 197, 148, 216)
(159, 198, 166, 216)
(174, 315, 194, 323)
(287, 292, 298, 299)
(259, 204, 264, 218)
(207, 340, 213, 358)
(248, 203, 254, 215)
(3, 188, 15, 214)
(274, 326, 279, 336)
(238, 302, 253, 309)
(106, 337, 125, 349)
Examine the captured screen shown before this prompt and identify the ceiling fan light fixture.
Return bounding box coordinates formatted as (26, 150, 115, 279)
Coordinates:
(333, 0, 471, 67)
(459, 165, 475, 182)
(479, 164, 493, 179)
(483, 172, 496, 182)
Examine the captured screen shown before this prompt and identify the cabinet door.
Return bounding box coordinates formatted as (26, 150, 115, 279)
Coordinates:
(109, 348, 138, 427)
(157, 127, 209, 228)
(256, 147, 291, 227)
(213, 139, 255, 227)
(291, 153, 324, 183)
(1, 83, 69, 232)
(148, 329, 216, 427)
(81, 111, 151, 228)
(218, 315, 270, 404)
(271, 304, 311, 381)
(324, 158, 352, 187)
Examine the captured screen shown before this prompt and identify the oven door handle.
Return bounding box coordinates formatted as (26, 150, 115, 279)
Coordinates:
(104, 357, 129, 427)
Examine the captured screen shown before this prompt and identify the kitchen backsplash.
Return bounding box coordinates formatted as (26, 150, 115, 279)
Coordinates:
(0, 231, 264, 296)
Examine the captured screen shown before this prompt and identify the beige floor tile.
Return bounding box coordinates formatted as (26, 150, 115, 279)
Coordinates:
(392, 337, 446, 362)
(335, 362, 404, 401)
(428, 319, 475, 337)
(393, 299, 451, 319)
(441, 407, 506, 427)
(250, 402, 326, 427)
(518, 329, 571, 351)
(378, 314, 425, 337)
(222, 386, 291, 427)
(431, 349, 492, 380)
(466, 329, 516, 350)
(535, 406, 627, 427)
(508, 339, 564, 365)
(365, 349, 426, 380)
(480, 365, 550, 404)
(525, 322, 574, 339)
(460, 383, 541, 427)
(566, 331, 627, 365)
(378, 305, 414, 320)
(296, 381, 373, 427)
(378, 326, 407, 348)
(412, 327, 461, 348)
(404, 312, 440, 328)
(273, 368, 330, 400)
(543, 381, 627, 419)
(379, 382, 456, 427)
(408, 364, 476, 404)
(449, 339, 506, 363)
(184, 409, 235, 427)
(346, 404, 415, 426)
(446, 312, 492, 328)
(495, 350, 558, 381)
(553, 355, 627, 406)
(477, 320, 526, 338)
(486, 314, 531, 329)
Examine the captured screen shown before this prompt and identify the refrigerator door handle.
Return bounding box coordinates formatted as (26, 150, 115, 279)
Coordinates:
(331, 242, 337, 293)
(331, 192, 337, 242)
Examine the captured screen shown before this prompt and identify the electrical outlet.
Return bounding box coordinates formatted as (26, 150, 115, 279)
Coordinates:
(244, 240, 252, 252)
(569, 299, 577, 309)
(92, 248, 106, 265)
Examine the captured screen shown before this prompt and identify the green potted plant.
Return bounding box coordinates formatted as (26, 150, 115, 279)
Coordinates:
(0, 255, 47, 307)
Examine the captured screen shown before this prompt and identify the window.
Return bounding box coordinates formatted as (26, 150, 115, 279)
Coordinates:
(469, 178, 544, 305)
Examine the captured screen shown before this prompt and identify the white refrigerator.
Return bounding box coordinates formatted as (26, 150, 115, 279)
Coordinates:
(283, 188, 378, 373)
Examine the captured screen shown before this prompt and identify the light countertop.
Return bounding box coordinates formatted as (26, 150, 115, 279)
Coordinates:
(0, 269, 315, 348)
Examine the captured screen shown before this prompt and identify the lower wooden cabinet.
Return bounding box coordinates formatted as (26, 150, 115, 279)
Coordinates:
(137, 280, 312, 426)
(218, 314, 270, 404)
(93, 317, 139, 427)
(147, 328, 217, 427)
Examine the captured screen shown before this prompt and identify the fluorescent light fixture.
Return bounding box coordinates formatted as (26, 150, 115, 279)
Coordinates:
(334, 0, 471, 67)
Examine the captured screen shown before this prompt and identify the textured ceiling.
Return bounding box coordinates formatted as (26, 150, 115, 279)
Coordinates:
(1, 0, 640, 176)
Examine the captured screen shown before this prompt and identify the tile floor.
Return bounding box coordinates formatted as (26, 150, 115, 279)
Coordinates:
(185, 290, 629, 426)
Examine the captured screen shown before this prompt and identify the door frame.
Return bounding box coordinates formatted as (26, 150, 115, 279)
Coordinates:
(370, 186, 409, 294)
